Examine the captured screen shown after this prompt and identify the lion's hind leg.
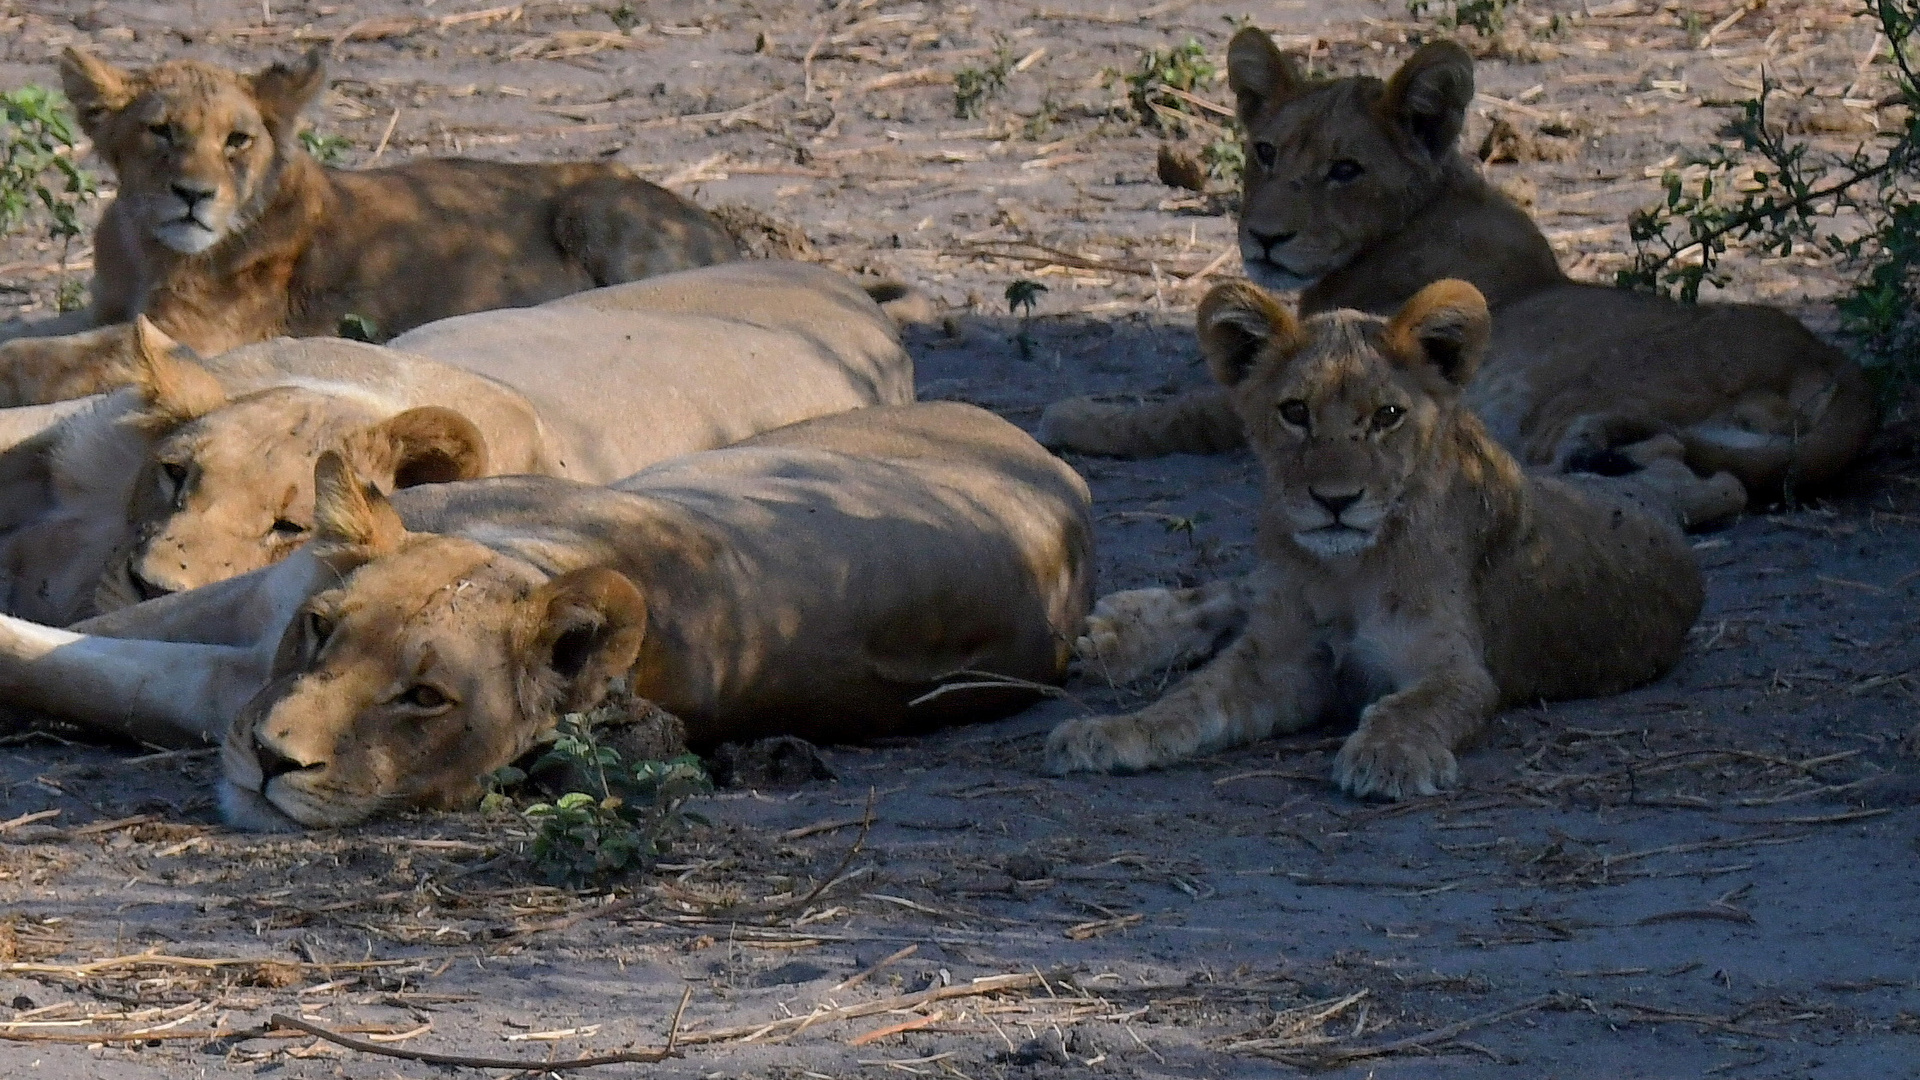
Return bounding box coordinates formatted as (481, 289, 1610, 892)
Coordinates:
(553, 175, 741, 285)
(1074, 575, 1252, 685)
(1559, 433, 1746, 531)
(1036, 386, 1244, 458)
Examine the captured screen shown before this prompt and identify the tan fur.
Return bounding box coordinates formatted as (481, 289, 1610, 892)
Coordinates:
(1038, 30, 1875, 502)
(0, 403, 1091, 829)
(1046, 281, 1706, 799)
(0, 261, 912, 624)
(0, 48, 736, 403)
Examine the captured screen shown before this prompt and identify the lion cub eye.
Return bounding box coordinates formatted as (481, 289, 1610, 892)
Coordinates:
(1370, 404, 1406, 431)
(397, 685, 451, 711)
(159, 461, 191, 507)
(1278, 399, 1311, 428)
(303, 610, 334, 649)
(147, 123, 173, 143)
(269, 518, 308, 539)
(1253, 141, 1277, 170)
(1327, 159, 1364, 183)
(225, 130, 253, 151)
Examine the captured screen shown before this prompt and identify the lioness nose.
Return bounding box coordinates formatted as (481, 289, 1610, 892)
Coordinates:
(255, 737, 318, 786)
(1310, 489, 1363, 518)
(1247, 227, 1297, 252)
(170, 183, 215, 209)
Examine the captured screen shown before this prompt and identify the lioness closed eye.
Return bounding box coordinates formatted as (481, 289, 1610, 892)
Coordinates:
(1046, 280, 1706, 799)
(0, 47, 738, 406)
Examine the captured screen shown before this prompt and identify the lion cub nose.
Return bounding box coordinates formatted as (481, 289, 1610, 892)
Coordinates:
(255, 737, 320, 786)
(170, 182, 215, 209)
(1310, 488, 1363, 519)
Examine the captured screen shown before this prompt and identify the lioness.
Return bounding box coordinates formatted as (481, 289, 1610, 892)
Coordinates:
(0, 47, 736, 403)
(0, 260, 911, 624)
(1038, 30, 1874, 501)
(1046, 280, 1705, 799)
(0, 402, 1092, 829)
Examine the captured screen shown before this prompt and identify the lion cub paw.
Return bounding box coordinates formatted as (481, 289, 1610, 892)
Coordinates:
(1075, 588, 1196, 683)
(1332, 723, 1459, 801)
(1035, 396, 1107, 451)
(1043, 715, 1154, 775)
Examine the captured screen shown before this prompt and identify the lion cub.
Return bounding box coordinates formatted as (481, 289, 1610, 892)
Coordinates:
(0, 48, 736, 404)
(1046, 280, 1707, 799)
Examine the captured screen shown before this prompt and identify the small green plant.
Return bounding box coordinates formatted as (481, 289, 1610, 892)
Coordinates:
(1006, 278, 1048, 360)
(1, 85, 95, 244)
(337, 313, 380, 342)
(493, 708, 711, 886)
(1407, 0, 1513, 36)
(1022, 96, 1059, 141)
(1110, 38, 1217, 132)
(1203, 133, 1246, 184)
(298, 128, 352, 166)
(1618, 0, 1920, 386)
(1161, 510, 1211, 543)
(954, 41, 1017, 120)
(55, 277, 85, 313)
(608, 2, 640, 32)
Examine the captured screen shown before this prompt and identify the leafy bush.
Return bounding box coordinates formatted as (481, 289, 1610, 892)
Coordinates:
(486, 701, 710, 887)
(1616, 0, 1920, 386)
(1, 84, 95, 263)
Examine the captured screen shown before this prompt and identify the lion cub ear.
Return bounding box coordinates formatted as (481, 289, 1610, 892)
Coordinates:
(1227, 27, 1305, 126)
(311, 451, 406, 555)
(249, 49, 326, 139)
(60, 48, 136, 136)
(517, 568, 649, 716)
(343, 408, 490, 492)
(1198, 281, 1299, 388)
(1385, 279, 1490, 388)
(1378, 40, 1474, 158)
(127, 316, 229, 426)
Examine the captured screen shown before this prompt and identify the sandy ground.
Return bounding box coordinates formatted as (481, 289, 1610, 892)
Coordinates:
(2, 0, 1918, 1076)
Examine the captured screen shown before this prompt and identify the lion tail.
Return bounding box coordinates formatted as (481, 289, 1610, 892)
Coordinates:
(1035, 386, 1245, 458)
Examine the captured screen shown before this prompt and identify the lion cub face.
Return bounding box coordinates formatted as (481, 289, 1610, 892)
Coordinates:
(61, 48, 324, 254)
(1225, 29, 1474, 290)
(1200, 279, 1491, 558)
(220, 456, 648, 829)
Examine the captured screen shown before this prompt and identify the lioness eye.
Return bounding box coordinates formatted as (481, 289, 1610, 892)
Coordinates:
(304, 610, 333, 648)
(1253, 141, 1277, 170)
(1371, 404, 1406, 431)
(398, 685, 449, 710)
(225, 130, 252, 151)
(1327, 159, 1364, 183)
(270, 518, 308, 538)
(1278, 400, 1310, 428)
(160, 461, 190, 506)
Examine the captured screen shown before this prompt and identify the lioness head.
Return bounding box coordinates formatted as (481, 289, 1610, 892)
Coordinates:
(220, 455, 649, 830)
(1201, 278, 1490, 557)
(1227, 28, 1474, 290)
(95, 326, 489, 610)
(61, 47, 324, 255)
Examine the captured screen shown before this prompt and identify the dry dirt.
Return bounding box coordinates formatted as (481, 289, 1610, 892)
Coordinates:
(2, 1, 1919, 1077)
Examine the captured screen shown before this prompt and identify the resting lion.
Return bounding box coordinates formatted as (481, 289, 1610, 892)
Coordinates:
(0, 402, 1092, 829)
(0, 47, 736, 404)
(1038, 29, 1875, 502)
(1046, 280, 1708, 799)
(0, 260, 911, 625)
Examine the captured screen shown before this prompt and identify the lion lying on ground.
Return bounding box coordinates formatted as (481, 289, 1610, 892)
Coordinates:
(1038, 30, 1875, 504)
(1046, 280, 1708, 799)
(0, 260, 911, 625)
(0, 402, 1092, 829)
(0, 47, 737, 404)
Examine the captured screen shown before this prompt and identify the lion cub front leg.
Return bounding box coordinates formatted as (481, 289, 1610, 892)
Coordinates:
(1332, 635, 1499, 801)
(1075, 574, 1254, 684)
(0, 321, 142, 406)
(1047, 605, 1324, 774)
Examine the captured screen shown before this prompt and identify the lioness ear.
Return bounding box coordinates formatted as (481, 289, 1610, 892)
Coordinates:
(1227, 27, 1304, 126)
(60, 48, 135, 136)
(1385, 279, 1489, 387)
(127, 316, 229, 425)
(250, 49, 326, 139)
(522, 568, 649, 715)
(311, 451, 406, 554)
(1378, 40, 1474, 158)
(343, 407, 490, 491)
(1199, 281, 1298, 388)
